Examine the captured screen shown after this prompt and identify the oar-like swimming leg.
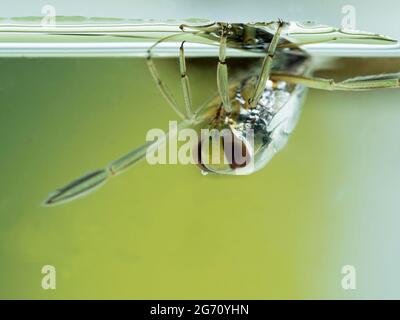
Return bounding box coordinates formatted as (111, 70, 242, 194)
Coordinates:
(43, 120, 192, 206)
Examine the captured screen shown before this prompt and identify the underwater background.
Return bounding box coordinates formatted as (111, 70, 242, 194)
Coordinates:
(1, 0, 400, 299)
(0, 56, 400, 299)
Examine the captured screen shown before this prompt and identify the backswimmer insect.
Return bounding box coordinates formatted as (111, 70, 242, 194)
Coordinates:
(43, 20, 400, 205)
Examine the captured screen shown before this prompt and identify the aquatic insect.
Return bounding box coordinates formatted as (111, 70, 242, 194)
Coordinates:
(44, 20, 400, 205)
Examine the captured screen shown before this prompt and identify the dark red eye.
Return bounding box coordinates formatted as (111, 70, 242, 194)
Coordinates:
(193, 129, 253, 173)
(222, 133, 251, 170)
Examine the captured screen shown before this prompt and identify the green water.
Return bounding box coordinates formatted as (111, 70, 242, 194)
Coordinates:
(1, 57, 400, 299)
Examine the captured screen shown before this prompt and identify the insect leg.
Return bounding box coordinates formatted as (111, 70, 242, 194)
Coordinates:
(251, 21, 395, 47)
(108, 119, 193, 175)
(249, 20, 285, 107)
(179, 41, 193, 118)
(146, 34, 187, 119)
(179, 22, 219, 33)
(43, 142, 151, 206)
(44, 120, 193, 206)
(217, 23, 232, 113)
(270, 72, 400, 91)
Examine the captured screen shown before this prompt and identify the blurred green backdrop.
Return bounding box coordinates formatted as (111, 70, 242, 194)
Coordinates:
(0, 56, 400, 299)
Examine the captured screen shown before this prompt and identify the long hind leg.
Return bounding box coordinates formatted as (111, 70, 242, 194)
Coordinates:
(44, 120, 193, 206)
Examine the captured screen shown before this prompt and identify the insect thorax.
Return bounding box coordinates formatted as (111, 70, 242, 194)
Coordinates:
(233, 52, 309, 135)
(196, 51, 310, 175)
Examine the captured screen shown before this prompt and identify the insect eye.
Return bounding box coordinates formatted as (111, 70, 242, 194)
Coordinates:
(222, 134, 251, 169)
(193, 129, 254, 174)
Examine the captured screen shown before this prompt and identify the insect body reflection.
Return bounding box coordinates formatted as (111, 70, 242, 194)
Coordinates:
(44, 21, 399, 205)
